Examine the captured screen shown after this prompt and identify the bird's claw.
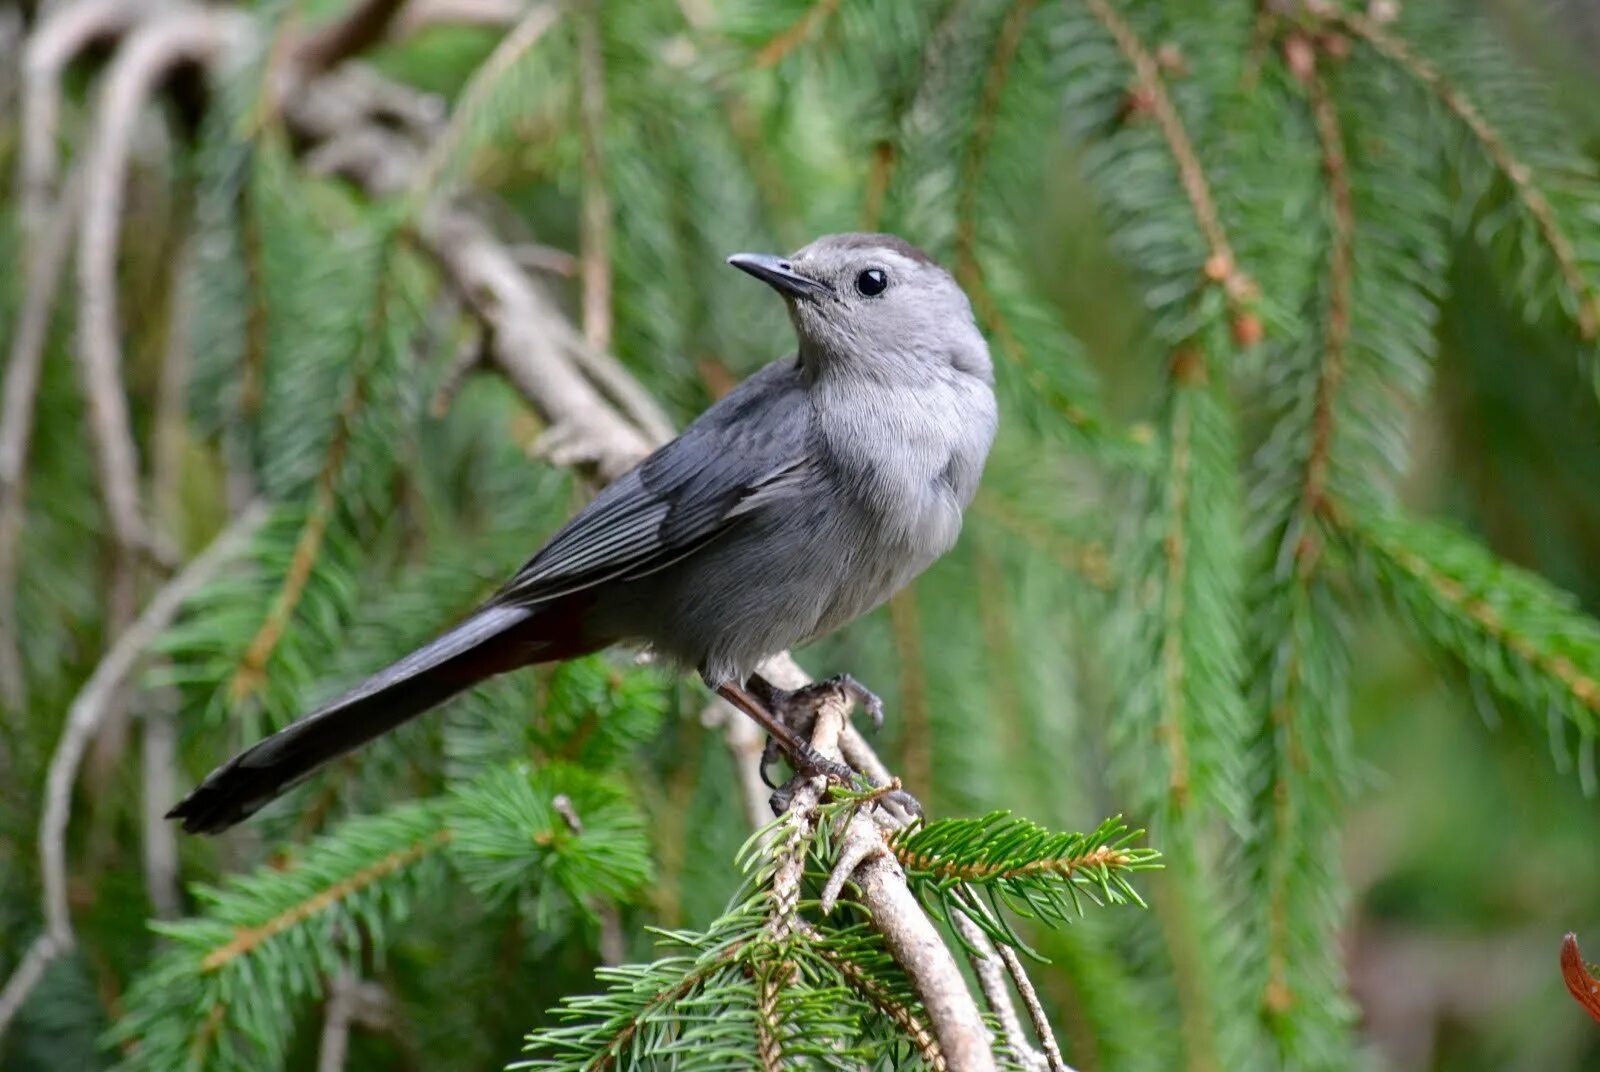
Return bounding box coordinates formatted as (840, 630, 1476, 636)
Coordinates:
(828, 673, 885, 734)
(885, 787, 924, 821)
(766, 742, 859, 815)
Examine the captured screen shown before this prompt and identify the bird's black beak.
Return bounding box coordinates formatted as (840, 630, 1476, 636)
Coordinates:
(726, 253, 833, 299)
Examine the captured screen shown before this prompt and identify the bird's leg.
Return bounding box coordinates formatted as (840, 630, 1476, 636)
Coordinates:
(732, 673, 922, 819)
(714, 681, 857, 798)
(748, 672, 886, 735)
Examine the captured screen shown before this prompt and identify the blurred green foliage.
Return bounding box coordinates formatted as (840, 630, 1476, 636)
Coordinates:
(4, 0, 1600, 1069)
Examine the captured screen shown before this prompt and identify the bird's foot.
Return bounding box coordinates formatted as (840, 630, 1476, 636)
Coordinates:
(712, 676, 919, 819)
(748, 673, 886, 788)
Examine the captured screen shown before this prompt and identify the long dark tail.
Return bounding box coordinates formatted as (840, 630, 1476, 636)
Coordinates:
(169, 604, 568, 834)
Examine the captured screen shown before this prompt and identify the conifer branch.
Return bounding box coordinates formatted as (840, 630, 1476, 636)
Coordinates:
(953, 0, 1138, 453)
(1338, 504, 1600, 731)
(1299, 63, 1354, 531)
(801, 922, 948, 1071)
(1327, 6, 1599, 339)
(227, 268, 393, 706)
(1252, 57, 1357, 1029)
(201, 828, 453, 971)
(752, 0, 841, 68)
(1078, 0, 1249, 305)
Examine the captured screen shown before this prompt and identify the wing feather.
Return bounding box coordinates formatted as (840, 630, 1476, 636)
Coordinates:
(490, 360, 812, 607)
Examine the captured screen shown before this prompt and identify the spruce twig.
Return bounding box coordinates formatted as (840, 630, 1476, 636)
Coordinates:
(1327, 5, 1600, 339)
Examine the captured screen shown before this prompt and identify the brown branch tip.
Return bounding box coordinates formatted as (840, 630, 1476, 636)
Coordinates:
(1562, 933, 1600, 1025)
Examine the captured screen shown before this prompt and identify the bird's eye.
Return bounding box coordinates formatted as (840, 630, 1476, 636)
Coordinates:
(855, 268, 888, 297)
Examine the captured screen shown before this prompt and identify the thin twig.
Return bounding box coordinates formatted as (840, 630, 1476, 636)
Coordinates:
(997, 942, 1074, 1072)
(19, 0, 147, 228)
(951, 912, 1049, 1072)
(0, 504, 268, 1042)
(0, 934, 62, 1039)
(76, 8, 243, 645)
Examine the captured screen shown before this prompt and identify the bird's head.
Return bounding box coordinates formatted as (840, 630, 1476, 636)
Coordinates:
(727, 233, 992, 385)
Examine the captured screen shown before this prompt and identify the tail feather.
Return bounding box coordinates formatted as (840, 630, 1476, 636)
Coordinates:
(169, 605, 539, 834)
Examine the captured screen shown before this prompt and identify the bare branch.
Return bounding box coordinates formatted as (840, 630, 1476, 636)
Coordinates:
(0, 503, 267, 1041)
(998, 943, 1074, 1072)
(77, 8, 244, 546)
(19, 0, 147, 227)
(952, 913, 1049, 1072)
(420, 205, 658, 480)
(0, 934, 62, 1039)
(294, 0, 410, 77)
(395, 0, 524, 35)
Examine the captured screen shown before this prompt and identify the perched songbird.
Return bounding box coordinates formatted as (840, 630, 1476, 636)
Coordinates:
(169, 233, 998, 834)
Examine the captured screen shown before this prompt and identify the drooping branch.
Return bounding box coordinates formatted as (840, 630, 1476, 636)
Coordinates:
(1327, 6, 1600, 339)
(18, 0, 146, 227)
(0, 503, 268, 1041)
(77, 8, 244, 572)
(1079, 0, 1247, 302)
(1298, 58, 1355, 541)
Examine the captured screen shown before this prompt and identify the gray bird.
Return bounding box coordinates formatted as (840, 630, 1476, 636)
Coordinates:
(168, 232, 997, 834)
